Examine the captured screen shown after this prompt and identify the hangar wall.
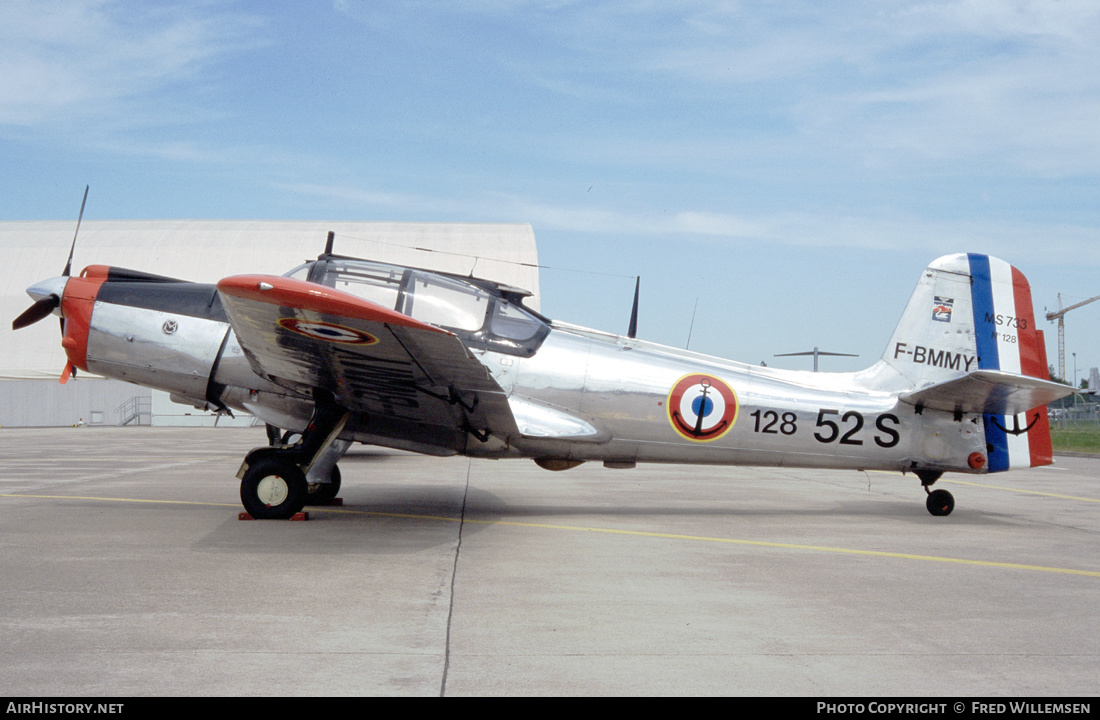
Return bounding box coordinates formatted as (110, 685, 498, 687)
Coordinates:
(0, 379, 148, 428)
(1, 220, 539, 427)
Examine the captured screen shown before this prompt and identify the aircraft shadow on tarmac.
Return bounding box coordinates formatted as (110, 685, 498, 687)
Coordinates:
(192, 471, 1025, 558)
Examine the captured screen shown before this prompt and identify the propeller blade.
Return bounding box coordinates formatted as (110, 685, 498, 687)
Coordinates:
(62, 185, 89, 278)
(627, 276, 640, 339)
(12, 295, 60, 330)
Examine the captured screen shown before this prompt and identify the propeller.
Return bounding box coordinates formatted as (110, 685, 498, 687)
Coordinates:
(62, 184, 89, 278)
(11, 185, 88, 332)
(12, 295, 61, 330)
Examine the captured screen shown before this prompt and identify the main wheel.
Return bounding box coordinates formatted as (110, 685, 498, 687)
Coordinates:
(241, 457, 308, 519)
(926, 488, 955, 517)
(307, 464, 341, 506)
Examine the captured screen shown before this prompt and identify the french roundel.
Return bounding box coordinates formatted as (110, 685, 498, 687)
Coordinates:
(277, 318, 379, 345)
(667, 373, 738, 442)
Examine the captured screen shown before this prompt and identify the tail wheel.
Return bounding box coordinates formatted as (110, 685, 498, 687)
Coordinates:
(926, 488, 955, 517)
(241, 457, 307, 519)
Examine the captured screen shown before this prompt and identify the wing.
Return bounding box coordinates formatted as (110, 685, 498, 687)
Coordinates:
(217, 274, 518, 451)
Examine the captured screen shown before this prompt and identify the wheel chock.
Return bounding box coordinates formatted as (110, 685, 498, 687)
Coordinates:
(238, 511, 310, 521)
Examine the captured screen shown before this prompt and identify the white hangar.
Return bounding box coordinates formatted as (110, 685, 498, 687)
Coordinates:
(1, 220, 539, 427)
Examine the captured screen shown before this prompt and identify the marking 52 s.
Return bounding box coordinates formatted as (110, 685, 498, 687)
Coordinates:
(750, 408, 901, 448)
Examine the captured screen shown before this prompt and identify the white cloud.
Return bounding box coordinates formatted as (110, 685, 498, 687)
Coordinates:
(0, 0, 265, 127)
(537, 2, 1100, 176)
(283, 180, 1100, 268)
(889, 0, 1100, 41)
(281, 182, 427, 210)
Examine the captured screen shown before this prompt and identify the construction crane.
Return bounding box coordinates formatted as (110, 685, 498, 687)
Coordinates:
(1046, 293, 1100, 382)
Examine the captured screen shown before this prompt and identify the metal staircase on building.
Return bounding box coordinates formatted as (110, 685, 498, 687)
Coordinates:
(115, 396, 152, 426)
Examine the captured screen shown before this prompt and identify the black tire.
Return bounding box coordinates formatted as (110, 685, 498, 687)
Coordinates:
(240, 456, 308, 519)
(926, 488, 955, 517)
(307, 464, 341, 506)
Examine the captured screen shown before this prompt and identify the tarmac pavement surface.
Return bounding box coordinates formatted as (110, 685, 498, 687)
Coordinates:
(0, 427, 1097, 696)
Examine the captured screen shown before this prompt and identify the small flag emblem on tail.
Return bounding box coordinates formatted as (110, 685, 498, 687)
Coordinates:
(932, 296, 954, 323)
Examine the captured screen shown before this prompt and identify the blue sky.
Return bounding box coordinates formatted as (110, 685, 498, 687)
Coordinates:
(2, 0, 1099, 380)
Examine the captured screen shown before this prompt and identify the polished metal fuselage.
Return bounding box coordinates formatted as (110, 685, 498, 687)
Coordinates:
(471, 322, 981, 474)
(74, 270, 982, 476)
(86, 301, 229, 402)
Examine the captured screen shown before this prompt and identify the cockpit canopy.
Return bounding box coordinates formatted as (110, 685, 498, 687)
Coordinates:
(285, 257, 549, 357)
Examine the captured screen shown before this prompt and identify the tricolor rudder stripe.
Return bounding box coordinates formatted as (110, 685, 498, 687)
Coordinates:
(967, 254, 1054, 470)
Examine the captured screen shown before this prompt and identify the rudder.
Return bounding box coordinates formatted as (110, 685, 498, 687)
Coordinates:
(966, 254, 1053, 470)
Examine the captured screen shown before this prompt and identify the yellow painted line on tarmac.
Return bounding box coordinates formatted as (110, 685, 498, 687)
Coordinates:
(942, 479, 1100, 503)
(5, 493, 1098, 578)
(0, 493, 238, 508)
(324, 508, 1100, 578)
(865, 471, 1100, 503)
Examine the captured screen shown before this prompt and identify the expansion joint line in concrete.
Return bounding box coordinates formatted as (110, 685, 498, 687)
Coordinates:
(440, 458, 472, 697)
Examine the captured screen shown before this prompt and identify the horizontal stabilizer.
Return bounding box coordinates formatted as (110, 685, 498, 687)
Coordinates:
(899, 370, 1074, 416)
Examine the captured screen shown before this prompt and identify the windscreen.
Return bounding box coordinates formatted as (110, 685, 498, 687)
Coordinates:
(402, 272, 489, 332)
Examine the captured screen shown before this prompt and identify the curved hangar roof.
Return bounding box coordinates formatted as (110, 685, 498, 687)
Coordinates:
(1, 220, 539, 380)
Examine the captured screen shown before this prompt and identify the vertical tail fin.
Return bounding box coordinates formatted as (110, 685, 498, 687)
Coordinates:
(882, 254, 976, 385)
(882, 254, 1054, 469)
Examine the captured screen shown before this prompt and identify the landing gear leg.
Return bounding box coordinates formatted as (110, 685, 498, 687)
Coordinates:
(305, 438, 350, 506)
(916, 469, 954, 517)
(237, 392, 349, 519)
(307, 463, 342, 506)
